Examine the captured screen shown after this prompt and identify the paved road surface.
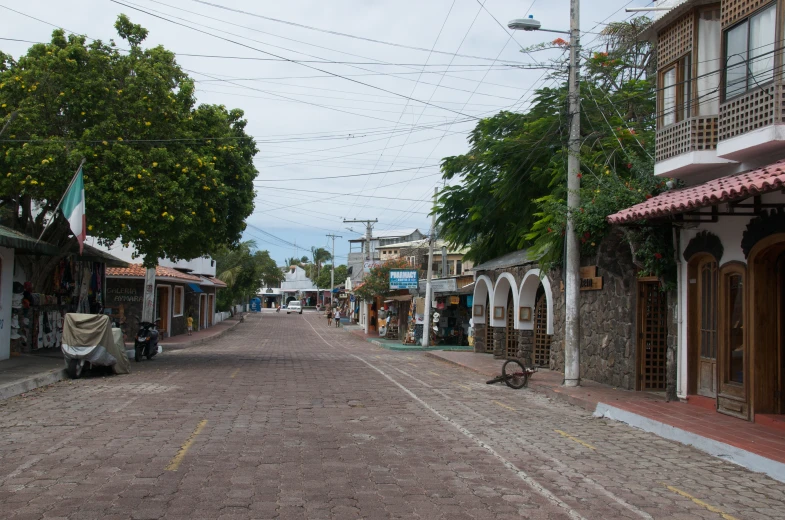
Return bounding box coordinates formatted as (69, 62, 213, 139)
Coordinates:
(1, 313, 784, 519)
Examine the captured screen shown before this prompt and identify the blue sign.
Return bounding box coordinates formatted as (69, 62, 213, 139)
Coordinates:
(389, 269, 419, 290)
(249, 298, 261, 312)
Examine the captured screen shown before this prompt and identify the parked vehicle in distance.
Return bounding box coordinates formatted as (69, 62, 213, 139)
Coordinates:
(286, 301, 303, 314)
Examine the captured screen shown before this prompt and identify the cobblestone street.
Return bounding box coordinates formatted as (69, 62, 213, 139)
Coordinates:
(2, 312, 785, 520)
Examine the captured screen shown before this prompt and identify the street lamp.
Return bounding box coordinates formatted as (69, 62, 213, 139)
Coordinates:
(507, 15, 570, 34)
(509, 6, 582, 388)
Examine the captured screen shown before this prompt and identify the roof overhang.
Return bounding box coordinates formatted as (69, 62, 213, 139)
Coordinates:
(0, 224, 59, 255)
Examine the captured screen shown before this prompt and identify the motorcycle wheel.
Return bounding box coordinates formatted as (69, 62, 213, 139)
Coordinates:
(66, 358, 83, 379)
(146, 347, 154, 360)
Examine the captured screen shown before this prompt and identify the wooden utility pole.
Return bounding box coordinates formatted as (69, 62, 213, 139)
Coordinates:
(326, 234, 342, 308)
(422, 188, 437, 348)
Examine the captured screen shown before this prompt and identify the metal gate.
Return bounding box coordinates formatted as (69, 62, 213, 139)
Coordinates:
(533, 293, 551, 367)
(485, 303, 493, 353)
(505, 300, 518, 358)
(638, 280, 668, 391)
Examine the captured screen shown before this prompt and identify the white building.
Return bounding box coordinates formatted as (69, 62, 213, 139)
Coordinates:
(347, 228, 424, 282)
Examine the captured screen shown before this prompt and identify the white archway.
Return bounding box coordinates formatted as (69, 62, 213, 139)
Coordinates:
(518, 269, 553, 334)
(472, 275, 494, 325)
(491, 273, 518, 328)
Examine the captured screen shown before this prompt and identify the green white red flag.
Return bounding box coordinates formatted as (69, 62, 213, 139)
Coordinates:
(61, 166, 86, 254)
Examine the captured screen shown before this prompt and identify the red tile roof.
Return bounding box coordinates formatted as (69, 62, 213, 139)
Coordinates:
(608, 160, 785, 224)
(207, 276, 227, 287)
(106, 263, 202, 282)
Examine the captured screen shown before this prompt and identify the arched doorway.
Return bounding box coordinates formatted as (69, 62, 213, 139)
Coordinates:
(748, 235, 785, 418)
(533, 289, 551, 366)
(505, 288, 518, 358)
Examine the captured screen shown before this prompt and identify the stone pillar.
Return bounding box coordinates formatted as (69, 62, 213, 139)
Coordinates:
(518, 329, 534, 365)
(492, 327, 506, 359)
(474, 323, 486, 353)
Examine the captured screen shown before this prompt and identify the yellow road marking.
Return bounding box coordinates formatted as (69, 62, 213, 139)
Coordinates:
(165, 420, 208, 471)
(428, 371, 440, 377)
(493, 400, 516, 411)
(663, 484, 738, 520)
(456, 384, 472, 391)
(230, 368, 240, 379)
(554, 430, 596, 451)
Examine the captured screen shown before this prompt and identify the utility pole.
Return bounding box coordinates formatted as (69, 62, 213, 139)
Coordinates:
(422, 188, 437, 348)
(326, 234, 342, 308)
(563, 0, 582, 387)
(343, 219, 378, 267)
(508, 5, 581, 386)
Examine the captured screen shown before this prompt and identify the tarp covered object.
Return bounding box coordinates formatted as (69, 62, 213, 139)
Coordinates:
(62, 313, 131, 375)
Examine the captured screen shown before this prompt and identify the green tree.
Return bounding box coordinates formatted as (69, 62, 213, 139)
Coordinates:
(215, 241, 283, 311)
(0, 16, 257, 289)
(434, 18, 673, 283)
(309, 246, 331, 280)
(315, 264, 348, 290)
(354, 258, 409, 302)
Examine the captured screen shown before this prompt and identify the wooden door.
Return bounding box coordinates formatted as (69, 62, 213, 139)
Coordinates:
(533, 293, 551, 367)
(207, 294, 214, 327)
(156, 286, 169, 334)
(484, 303, 493, 353)
(637, 280, 667, 391)
(697, 259, 718, 397)
(505, 295, 517, 358)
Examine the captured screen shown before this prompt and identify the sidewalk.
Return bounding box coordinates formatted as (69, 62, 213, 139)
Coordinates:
(0, 316, 244, 401)
(0, 354, 66, 401)
(346, 326, 473, 352)
(427, 350, 785, 483)
(123, 316, 242, 350)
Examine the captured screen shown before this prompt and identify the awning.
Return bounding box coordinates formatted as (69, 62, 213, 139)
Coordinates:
(187, 283, 204, 293)
(384, 295, 413, 302)
(0, 224, 58, 255)
(608, 160, 785, 224)
(75, 243, 129, 267)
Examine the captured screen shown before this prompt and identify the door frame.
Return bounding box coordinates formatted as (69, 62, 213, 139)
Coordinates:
(687, 253, 719, 399)
(156, 284, 172, 338)
(717, 261, 749, 419)
(199, 293, 207, 329)
(748, 233, 785, 419)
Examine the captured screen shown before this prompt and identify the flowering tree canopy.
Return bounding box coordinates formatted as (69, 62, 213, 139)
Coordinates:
(353, 258, 410, 302)
(0, 16, 257, 280)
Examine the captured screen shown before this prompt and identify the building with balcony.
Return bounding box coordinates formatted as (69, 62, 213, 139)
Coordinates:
(611, 0, 785, 422)
(347, 228, 424, 282)
(376, 239, 474, 277)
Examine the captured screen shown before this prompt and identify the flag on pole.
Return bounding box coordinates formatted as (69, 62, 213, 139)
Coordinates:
(61, 166, 86, 254)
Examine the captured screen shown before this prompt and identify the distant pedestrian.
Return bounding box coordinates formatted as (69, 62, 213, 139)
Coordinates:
(326, 308, 333, 326)
(334, 309, 341, 328)
(186, 314, 194, 336)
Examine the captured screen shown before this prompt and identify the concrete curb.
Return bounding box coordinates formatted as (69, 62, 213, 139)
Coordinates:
(124, 319, 242, 354)
(0, 367, 67, 401)
(594, 402, 785, 484)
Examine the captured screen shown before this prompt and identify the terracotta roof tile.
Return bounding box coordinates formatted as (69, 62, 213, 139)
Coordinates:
(207, 277, 227, 287)
(608, 160, 785, 224)
(106, 263, 202, 282)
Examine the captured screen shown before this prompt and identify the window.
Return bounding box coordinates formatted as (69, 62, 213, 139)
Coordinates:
(659, 55, 690, 126)
(724, 3, 776, 99)
(457, 260, 463, 274)
(173, 286, 184, 317)
(697, 8, 721, 115)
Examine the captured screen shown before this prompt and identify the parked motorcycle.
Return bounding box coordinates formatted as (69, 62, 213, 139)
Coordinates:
(134, 320, 160, 362)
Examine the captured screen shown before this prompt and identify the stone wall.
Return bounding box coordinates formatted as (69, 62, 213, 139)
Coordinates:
(473, 323, 487, 353)
(492, 327, 505, 358)
(549, 231, 640, 390)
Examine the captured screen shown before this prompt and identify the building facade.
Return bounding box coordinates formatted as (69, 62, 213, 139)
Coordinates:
(347, 229, 424, 282)
(611, 0, 785, 421)
(377, 239, 474, 277)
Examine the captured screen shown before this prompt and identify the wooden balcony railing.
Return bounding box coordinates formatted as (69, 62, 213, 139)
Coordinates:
(656, 116, 719, 162)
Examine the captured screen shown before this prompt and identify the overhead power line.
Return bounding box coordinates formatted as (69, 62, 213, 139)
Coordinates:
(190, 0, 534, 65)
(253, 164, 440, 183)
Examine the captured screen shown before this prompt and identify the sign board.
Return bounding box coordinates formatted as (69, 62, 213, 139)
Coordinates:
(559, 265, 604, 292)
(449, 296, 460, 305)
(419, 278, 457, 294)
(390, 269, 419, 290)
(249, 298, 261, 312)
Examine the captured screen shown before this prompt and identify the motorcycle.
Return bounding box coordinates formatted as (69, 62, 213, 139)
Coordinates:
(134, 320, 160, 362)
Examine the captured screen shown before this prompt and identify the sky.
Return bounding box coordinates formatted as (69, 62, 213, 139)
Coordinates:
(2, 0, 651, 267)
